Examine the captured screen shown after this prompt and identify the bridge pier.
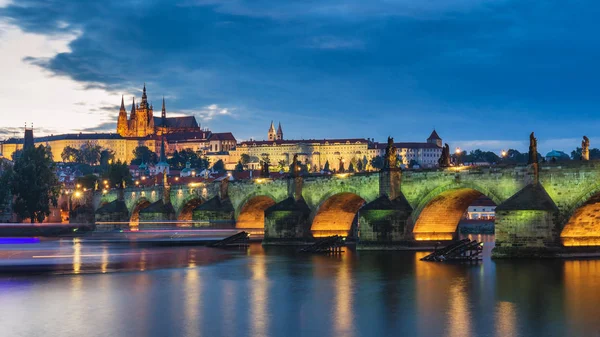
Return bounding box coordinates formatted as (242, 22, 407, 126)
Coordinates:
(263, 176, 312, 244)
(492, 183, 562, 258)
(191, 196, 235, 228)
(357, 168, 415, 249)
(139, 184, 176, 229)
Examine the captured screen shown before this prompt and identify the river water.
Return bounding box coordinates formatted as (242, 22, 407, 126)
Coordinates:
(0, 235, 599, 337)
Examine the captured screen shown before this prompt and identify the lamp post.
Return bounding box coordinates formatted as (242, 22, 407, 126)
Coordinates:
(455, 147, 461, 166)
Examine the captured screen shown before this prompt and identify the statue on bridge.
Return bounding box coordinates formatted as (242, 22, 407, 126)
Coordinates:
(438, 143, 451, 168)
(291, 154, 301, 177)
(94, 180, 99, 191)
(528, 132, 538, 165)
(582, 136, 590, 161)
(260, 159, 270, 178)
(383, 136, 398, 169)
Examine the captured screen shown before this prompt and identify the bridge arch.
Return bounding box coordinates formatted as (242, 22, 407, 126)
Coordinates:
(310, 192, 366, 238)
(236, 194, 277, 232)
(561, 185, 600, 246)
(178, 197, 205, 221)
(130, 198, 151, 226)
(412, 182, 501, 241)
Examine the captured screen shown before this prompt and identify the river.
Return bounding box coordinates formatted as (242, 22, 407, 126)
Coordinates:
(0, 234, 599, 337)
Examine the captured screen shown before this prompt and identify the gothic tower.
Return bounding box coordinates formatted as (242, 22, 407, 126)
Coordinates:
(128, 97, 137, 136)
(117, 96, 129, 136)
(268, 121, 277, 141)
(276, 122, 283, 140)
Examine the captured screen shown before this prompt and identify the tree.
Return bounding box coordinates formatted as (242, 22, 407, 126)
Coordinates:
(132, 146, 158, 165)
(240, 154, 251, 166)
(78, 141, 102, 165)
(10, 145, 60, 223)
(323, 160, 331, 172)
(0, 162, 13, 209)
(61, 146, 80, 163)
(348, 162, 355, 172)
(76, 174, 99, 190)
(370, 156, 384, 170)
(362, 156, 369, 171)
(11, 149, 23, 161)
(277, 159, 286, 172)
(356, 159, 363, 172)
(235, 161, 244, 172)
(212, 159, 225, 173)
(99, 149, 115, 168)
(103, 160, 132, 188)
(571, 147, 600, 160)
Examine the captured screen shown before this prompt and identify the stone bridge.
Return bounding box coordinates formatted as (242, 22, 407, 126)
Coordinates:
(72, 161, 600, 256)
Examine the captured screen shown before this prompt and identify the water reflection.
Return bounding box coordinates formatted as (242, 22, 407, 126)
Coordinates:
(334, 252, 355, 337)
(2, 237, 600, 337)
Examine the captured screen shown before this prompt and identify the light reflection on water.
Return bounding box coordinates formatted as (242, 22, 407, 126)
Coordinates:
(0, 235, 600, 336)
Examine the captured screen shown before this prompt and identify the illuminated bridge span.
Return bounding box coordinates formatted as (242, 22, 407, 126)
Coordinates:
(73, 161, 600, 257)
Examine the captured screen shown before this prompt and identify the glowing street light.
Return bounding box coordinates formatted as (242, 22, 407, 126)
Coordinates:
(455, 147, 461, 154)
(501, 150, 507, 157)
(135, 180, 140, 186)
(76, 184, 81, 189)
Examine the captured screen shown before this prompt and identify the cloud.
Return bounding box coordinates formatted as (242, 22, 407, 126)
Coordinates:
(189, 104, 234, 122)
(306, 36, 364, 50)
(80, 122, 117, 133)
(185, 0, 508, 20)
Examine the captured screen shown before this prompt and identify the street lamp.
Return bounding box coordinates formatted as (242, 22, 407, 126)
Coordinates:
(501, 150, 507, 158)
(455, 147, 461, 166)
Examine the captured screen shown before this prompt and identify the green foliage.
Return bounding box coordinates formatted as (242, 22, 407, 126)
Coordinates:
(212, 159, 226, 173)
(356, 159, 363, 172)
(61, 146, 79, 162)
(323, 160, 331, 172)
(103, 160, 132, 188)
(78, 141, 102, 165)
(235, 161, 244, 172)
(370, 156, 384, 170)
(408, 159, 419, 168)
(131, 146, 158, 165)
(0, 162, 14, 208)
(362, 156, 368, 171)
(10, 145, 60, 223)
(571, 147, 600, 160)
(168, 149, 209, 170)
(11, 149, 23, 161)
(277, 159, 286, 172)
(99, 149, 115, 168)
(76, 174, 99, 190)
(240, 154, 251, 165)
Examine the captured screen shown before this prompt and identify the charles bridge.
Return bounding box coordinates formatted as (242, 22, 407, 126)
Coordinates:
(70, 158, 600, 257)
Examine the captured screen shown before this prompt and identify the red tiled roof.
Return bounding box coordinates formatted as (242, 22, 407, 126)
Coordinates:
(373, 142, 442, 150)
(427, 129, 441, 140)
(209, 132, 236, 142)
(240, 138, 370, 146)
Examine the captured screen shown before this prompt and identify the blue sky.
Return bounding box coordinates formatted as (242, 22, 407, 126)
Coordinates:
(0, 0, 598, 154)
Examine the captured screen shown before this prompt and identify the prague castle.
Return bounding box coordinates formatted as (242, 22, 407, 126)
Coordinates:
(0, 85, 235, 164)
(229, 122, 443, 171)
(117, 84, 200, 137)
(0, 85, 441, 171)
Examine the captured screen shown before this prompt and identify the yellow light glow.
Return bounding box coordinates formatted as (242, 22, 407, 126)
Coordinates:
(103, 180, 108, 184)
(188, 182, 201, 187)
(455, 147, 461, 154)
(74, 191, 81, 197)
(102, 189, 107, 194)
(135, 181, 140, 186)
(76, 184, 81, 188)
(255, 178, 265, 183)
(336, 173, 350, 178)
(141, 176, 146, 180)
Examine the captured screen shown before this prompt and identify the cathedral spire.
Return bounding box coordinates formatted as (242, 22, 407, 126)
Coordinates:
(277, 122, 283, 140)
(161, 96, 166, 119)
(117, 95, 129, 136)
(130, 97, 136, 120)
(268, 120, 276, 141)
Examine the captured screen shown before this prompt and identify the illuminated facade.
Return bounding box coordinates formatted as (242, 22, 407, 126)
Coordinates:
(0, 85, 237, 164)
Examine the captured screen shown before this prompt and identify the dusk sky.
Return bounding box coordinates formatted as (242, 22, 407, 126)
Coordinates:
(0, 0, 598, 154)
